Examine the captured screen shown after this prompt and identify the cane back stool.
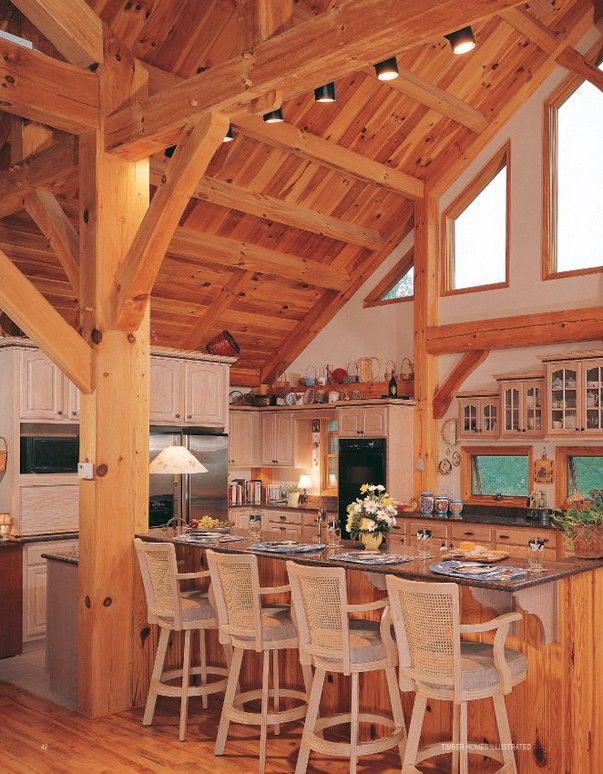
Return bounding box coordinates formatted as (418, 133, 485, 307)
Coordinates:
(205, 549, 311, 774)
(287, 560, 407, 774)
(134, 539, 229, 741)
(386, 575, 527, 774)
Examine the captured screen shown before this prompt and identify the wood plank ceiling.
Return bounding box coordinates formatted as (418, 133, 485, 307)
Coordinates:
(0, 0, 597, 385)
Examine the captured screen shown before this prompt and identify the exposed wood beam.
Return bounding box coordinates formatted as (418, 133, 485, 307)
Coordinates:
(427, 307, 603, 355)
(105, 0, 524, 158)
(364, 62, 488, 134)
(595, 0, 603, 31)
(433, 350, 490, 419)
(182, 269, 252, 349)
(0, 37, 99, 133)
(169, 226, 351, 291)
(230, 366, 261, 387)
(10, 119, 55, 163)
(150, 159, 383, 249)
(232, 115, 424, 199)
(24, 190, 79, 295)
(112, 113, 229, 330)
(237, 0, 294, 50)
(556, 47, 603, 92)
(0, 247, 92, 392)
(11, 0, 103, 68)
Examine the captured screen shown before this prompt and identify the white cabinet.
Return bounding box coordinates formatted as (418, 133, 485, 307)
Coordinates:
(458, 395, 499, 438)
(19, 350, 76, 421)
(337, 406, 387, 437)
(150, 357, 184, 424)
(261, 412, 293, 466)
(229, 410, 260, 466)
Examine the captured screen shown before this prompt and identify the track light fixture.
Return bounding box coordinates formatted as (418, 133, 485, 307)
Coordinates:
(164, 145, 176, 158)
(374, 57, 399, 81)
(263, 107, 284, 123)
(445, 26, 476, 55)
(314, 82, 336, 102)
(223, 124, 234, 142)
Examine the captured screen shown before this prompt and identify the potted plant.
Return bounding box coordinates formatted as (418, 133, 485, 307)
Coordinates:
(551, 500, 603, 559)
(346, 484, 397, 550)
(282, 482, 300, 508)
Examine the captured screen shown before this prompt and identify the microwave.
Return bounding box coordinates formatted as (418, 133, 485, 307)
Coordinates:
(20, 436, 79, 474)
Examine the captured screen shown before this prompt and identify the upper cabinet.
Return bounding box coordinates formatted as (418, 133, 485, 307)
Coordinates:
(497, 377, 544, 438)
(545, 355, 603, 436)
(458, 394, 499, 438)
(337, 405, 388, 437)
(19, 351, 76, 421)
(229, 409, 260, 467)
(150, 357, 183, 424)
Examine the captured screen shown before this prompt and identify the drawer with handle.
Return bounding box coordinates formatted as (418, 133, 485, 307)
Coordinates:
(267, 522, 302, 536)
(495, 527, 557, 548)
(408, 520, 448, 540)
(448, 523, 493, 544)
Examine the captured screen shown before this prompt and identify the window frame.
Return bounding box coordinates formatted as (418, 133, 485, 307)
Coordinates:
(364, 247, 414, 308)
(542, 44, 603, 281)
(555, 445, 603, 505)
(441, 142, 511, 296)
(460, 444, 532, 507)
(320, 415, 339, 496)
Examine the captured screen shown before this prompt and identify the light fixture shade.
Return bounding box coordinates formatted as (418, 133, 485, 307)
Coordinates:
(150, 446, 208, 475)
(263, 107, 284, 123)
(314, 82, 336, 102)
(164, 145, 176, 158)
(298, 474, 312, 490)
(445, 26, 476, 55)
(374, 57, 399, 81)
(223, 124, 234, 142)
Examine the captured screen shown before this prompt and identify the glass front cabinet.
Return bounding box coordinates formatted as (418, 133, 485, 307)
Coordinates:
(497, 377, 545, 438)
(545, 357, 603, 436)
(458, 395, 499, 438)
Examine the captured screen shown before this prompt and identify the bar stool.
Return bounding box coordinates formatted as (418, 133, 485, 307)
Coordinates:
(286, 561, 407, 774)
(205, 549, 311, 773)
(385, 576, 527, 774)
(134, 539, 229, 741)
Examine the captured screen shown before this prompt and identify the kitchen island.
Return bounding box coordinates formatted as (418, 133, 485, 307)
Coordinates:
(136, 528, 603, 772)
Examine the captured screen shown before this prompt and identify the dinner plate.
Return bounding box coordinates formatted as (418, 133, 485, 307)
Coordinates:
(285, 392, 297, 406)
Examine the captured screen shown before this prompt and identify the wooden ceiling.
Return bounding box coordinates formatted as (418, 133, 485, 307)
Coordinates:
(0, 0, 599, 385)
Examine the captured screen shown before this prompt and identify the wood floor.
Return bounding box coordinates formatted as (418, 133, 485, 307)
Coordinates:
(0, 680, 413, 773)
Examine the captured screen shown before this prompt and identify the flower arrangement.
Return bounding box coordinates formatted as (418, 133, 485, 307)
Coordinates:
(346, 484, 397, 540)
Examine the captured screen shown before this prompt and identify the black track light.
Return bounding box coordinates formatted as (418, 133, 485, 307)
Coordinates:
(164, 145, 176, 158)
(263, 107, 284, 123)
(445, 26, 476, 55)
(374, 57, 399, 81)
(314, 82, 336, 102)
(223, 124, 234, 143)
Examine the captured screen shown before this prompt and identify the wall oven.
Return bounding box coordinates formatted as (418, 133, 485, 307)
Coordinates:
(338, 437, 386, 538)
(20, 435, 79, 474)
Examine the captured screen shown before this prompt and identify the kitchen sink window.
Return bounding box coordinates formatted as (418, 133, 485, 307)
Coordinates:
(461, 445, 532, 505)
(555, 446, 603, 503)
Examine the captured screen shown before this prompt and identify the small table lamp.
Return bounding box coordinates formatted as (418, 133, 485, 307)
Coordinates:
(0, 513, 12, 540)
(298, 474, 312, 506)
(150, 446, 207, 526)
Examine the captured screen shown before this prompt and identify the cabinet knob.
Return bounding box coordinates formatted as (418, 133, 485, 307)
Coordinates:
(279, 515, 286, 521)
(175, 413, 180, 419)
(187, 415, 192, 419)
(71, 411, 77, 416)
(463, 531, 474, 537)
(57, 410, 63, 415)
(499, 534, 509, 539)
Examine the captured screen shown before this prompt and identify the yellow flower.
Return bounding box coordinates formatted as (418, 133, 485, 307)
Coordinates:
(360, 484, 369, 494)
(360, 517, 375, 531)
(382, 497, 393, 506)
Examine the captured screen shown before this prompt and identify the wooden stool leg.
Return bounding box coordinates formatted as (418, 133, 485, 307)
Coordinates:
(143, 626, 170, 726)
(178, 630, 192, 741)
(199, 628, 208, 709)
(402, 692, 427, 772)
(272, 649, 280, 735)
(259, 649, 270, 774)
(452, 701, 460, 774)
(295, 667, 325, 774)
(459, 701, 468, 774)
(301, 663, 313, 696)
(350, 671, 360, 774)
(384, 666, 407, 761)
(493, 694, 517, 772)
(215, 646, 243, 756)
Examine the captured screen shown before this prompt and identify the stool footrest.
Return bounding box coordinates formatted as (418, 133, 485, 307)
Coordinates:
(225, 687, 308, 726)
(153, 665, 229, 699)
(305, 712, 404, 757)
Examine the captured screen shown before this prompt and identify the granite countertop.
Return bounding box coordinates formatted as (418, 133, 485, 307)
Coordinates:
(229, 503, 337, 513)
(42, 552, 79, 566)
(139, 528, 602, 592)
(0, 537, 23, 547)
(19, 532, 79, 543)
(398, 510, 557, 529)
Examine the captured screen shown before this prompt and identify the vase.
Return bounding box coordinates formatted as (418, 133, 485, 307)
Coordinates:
(286, 492, 300, 508)
(361, 532, 383, 551)
(570, 525, 603, 558)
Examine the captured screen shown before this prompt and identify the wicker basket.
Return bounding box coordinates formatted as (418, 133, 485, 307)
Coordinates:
(0, 437, 6, 474)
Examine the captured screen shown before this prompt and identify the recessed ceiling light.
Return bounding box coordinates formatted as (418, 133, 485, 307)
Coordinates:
(445, 26, 476, 55)
(314, 82, 336, 102)
(263, 108, 284, 123)
(374, 57, 399, 81)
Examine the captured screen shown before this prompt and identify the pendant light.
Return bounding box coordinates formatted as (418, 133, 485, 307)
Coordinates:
(263, 107, 284, 123)
(374, 57, 399, 81)
(314, 82, 336, 102)
(223, 124, 234, 142)
(445, 26, 476, 55)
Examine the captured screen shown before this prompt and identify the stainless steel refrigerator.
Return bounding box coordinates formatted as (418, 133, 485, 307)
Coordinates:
(149, 427, 228, 528)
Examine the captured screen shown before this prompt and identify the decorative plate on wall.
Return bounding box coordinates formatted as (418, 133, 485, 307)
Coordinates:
(438, 459, 452, 475)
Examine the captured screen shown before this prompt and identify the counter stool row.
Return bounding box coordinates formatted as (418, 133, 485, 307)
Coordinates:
(135, 539, 527, 773)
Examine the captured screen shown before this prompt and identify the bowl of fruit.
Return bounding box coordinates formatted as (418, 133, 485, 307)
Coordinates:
(188, 516, 232, 533)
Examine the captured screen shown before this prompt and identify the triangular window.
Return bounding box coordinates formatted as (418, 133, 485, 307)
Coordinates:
(364, 249, 413, 308)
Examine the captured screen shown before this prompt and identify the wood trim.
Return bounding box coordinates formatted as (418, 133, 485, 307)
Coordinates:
(555, 445, 603, 506)
(426, 306, 603, 354)
(556, 47, 603, 91)
(0, 37, 99, 134)
(0, 247, 92, 393)
(232, 115, 424, 199)
(596, 0, 603, 31)
(433, 351, 489, 420)
(24, 190, 79, 295)
(460, 444, 533, 506)
(441, 142, 510, 295)
(11, 0, 103, 68)
(363, 247, 413, 308)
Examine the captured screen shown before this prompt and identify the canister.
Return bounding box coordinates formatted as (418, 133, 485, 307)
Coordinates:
(434, 495, 449, 515)
(420, 491, 434, 515)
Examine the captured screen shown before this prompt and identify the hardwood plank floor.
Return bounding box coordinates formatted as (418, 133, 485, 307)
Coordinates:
(0, 680, 410, 773)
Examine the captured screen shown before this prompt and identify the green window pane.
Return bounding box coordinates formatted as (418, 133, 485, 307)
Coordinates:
(567, 456, 603, 497)
(472, 455, 529, 497)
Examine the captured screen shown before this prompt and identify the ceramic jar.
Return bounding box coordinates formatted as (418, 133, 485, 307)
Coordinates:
(449, 497, 464, 516)
(420, 491, 434, 515)
(434, 495, 449, 516)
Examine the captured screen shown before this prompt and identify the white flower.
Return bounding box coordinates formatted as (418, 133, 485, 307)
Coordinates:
(375, 484, 385, 492)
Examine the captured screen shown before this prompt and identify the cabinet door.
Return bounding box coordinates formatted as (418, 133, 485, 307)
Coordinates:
(274, 412, 293, 466)
(260, 412, 277, 465)
(523, 381, 544, 436)
(582, 360, 603, 435)
(459, 399, 479, 436)
(547, 363, 580, 434)
(480, 399, 499, 437)
(501, 385, 521, 434)
(150, 358, 183, 424)
(24, 564, 47, 640)
(362, 406, 387, 436)
(229, 410, 260, 466)
(66, 380, 80, 420)
(337, 408, 363, 436)
(185, 362, 227, 427)
(20, 351, 64, 420)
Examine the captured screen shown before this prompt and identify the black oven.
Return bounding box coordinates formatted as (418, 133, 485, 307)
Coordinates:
(20, 436, 79, 474)
(338, 437, 386, 538)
